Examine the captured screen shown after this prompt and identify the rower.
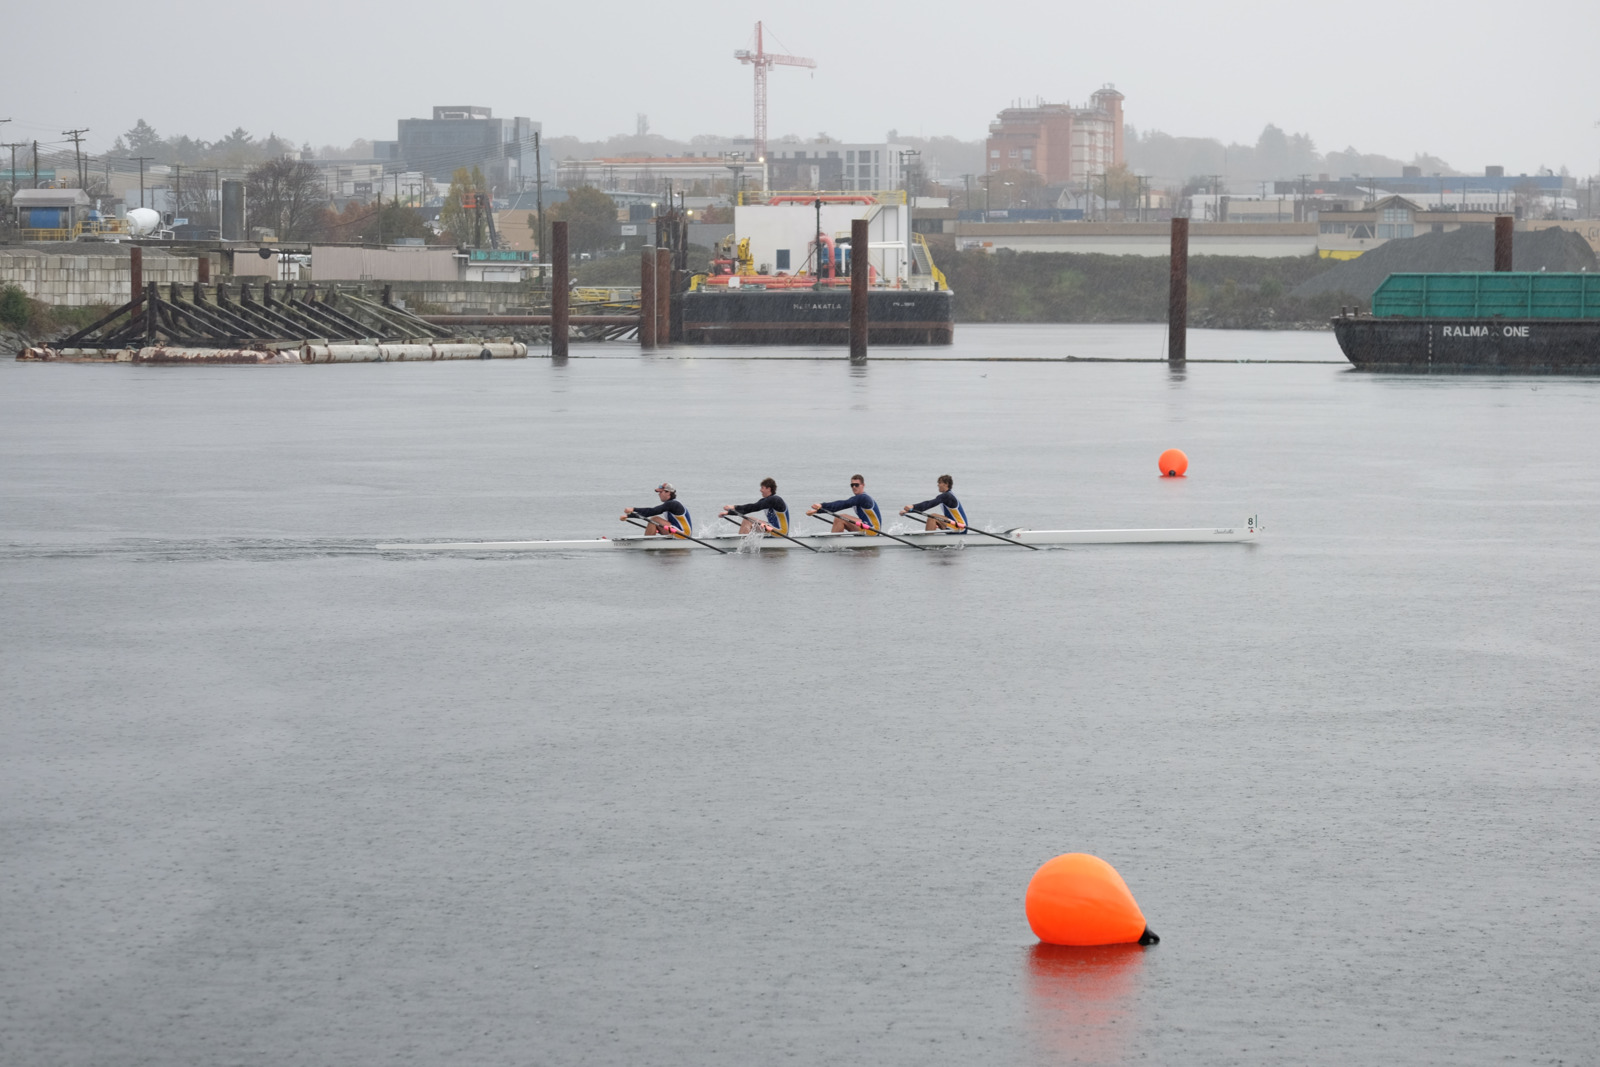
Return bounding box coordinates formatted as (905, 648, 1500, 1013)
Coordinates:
(720, 477, 789, 535)
(622, 482, 693, 537)
(809, 474, 883, 534)
(901, 474, 968, 532)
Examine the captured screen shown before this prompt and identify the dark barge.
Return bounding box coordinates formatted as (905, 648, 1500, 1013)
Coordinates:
(1335, 272, 1600, 372)
(680, 288, 953, 345)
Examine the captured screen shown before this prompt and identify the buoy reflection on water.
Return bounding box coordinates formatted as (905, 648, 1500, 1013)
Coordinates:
(1024, 942, 1148, 1063)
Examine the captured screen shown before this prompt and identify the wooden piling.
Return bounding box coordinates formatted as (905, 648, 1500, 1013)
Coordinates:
(850, 218, 868, 360)
(130, 245, 143, 303)
(1494, 216, 1513, 272)
(639, 245, 657, 349)
(197, 252, 209, 285)
(551, 221, 570, 358)
(655, 247, 672, 346)
(1168, 217, 1188, 363)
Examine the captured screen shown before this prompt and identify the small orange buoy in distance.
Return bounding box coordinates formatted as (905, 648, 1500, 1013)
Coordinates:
(1025, 853, 1159, 946)
(1158, 448, 1188, 478)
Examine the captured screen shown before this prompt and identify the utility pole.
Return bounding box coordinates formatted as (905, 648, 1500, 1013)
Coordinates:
(191, 169, 218, 235)
(812, 196, 822, 291)
(132, 157, 154, 207)
(33, 141, 40, 189)
(1205, 174, 1223, 220)
(3, 143, 23, 201)
(63, 128, 89, 188)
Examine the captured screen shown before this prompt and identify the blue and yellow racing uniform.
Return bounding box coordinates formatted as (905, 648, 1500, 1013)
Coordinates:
(819, 492, 882, 532)
(911, 490, 967, 533)
(731, 494, 789, 534)
(631, 498, 692, 537)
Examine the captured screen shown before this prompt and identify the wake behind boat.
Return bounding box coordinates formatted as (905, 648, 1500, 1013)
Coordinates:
(376, 517, 1259, 552)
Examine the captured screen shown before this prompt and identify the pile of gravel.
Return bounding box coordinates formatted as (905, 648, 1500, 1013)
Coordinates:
(1292, 227, 1598, 303)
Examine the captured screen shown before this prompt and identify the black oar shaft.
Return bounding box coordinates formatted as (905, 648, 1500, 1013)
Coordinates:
(719, 512, 819, 552)
(907, 510, 1038, 549)
(812, 510, 926, 550)
(622, 516, 728, 554)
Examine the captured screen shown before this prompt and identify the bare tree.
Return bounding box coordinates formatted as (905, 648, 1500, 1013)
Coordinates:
(245, 157, 326, 239)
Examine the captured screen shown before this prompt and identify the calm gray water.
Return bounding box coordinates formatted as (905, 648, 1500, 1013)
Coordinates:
(3, 325, 1596, 1066)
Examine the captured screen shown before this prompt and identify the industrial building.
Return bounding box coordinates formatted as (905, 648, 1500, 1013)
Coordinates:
(375, 106, 541, 190)
(553, 139, 916, 198)
(763, 142, 913, 192)
(1314, 195, 1501, 256)
(985, 86, 1124, 186)
(556, 156, 768, 196)
(953, 221, 1318, 258)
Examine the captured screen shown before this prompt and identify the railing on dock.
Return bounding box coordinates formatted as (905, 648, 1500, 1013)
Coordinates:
(736, 190, 908, 206)
(19, 218, 135, 243)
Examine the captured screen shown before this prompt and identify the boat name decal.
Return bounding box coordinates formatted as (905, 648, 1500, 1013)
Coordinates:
(1441, 325, 1530, 338)
(792, 302, 845, 310)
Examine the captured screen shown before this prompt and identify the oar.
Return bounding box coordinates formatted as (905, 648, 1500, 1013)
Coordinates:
(812, 510, 927, 550)
(907, 510, 1039, 550)
(621, 516, 728, 554)
(720, 511, 819, 552)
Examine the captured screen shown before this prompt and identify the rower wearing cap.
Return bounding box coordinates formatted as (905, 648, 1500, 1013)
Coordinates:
(622, 482, 693, 537)
(809, 474, 883, 534)
(720, 477, 790, 535)
(901, 474, 968, 533)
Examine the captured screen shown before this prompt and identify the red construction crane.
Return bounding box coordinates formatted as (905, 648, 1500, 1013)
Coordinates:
(734, 21, 815, 166)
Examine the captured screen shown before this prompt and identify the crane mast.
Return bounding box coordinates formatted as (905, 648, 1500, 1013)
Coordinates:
(733, 21, 816, 167)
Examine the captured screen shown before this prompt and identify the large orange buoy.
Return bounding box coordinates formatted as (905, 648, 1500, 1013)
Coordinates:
(1158, 448, 1188, 478)
(1025, 853, 1158, 946)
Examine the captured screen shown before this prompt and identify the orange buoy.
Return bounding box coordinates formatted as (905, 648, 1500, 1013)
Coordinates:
(1158, 448, 1188, 478)
(1025, 853, 1158, 946)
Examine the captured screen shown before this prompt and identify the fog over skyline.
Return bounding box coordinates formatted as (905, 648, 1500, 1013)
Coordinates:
(5, 0, 1596, 176)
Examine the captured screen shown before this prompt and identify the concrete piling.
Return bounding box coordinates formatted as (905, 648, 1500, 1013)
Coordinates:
(850, 217, 868, 360)
(552, 221, 570, 358)
(1494, 216, 1513, 272)
(1168, 217, 1188, 363)
(640, 245, 657, 349)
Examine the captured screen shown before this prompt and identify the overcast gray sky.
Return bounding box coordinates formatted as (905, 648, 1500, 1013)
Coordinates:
(6, 0, 1597, 174)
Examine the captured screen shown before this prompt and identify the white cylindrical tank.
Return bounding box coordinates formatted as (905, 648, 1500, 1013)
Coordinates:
(126, 207, 160, 235)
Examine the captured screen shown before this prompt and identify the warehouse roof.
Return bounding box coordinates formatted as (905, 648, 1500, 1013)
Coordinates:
(11, 189, 93, 208)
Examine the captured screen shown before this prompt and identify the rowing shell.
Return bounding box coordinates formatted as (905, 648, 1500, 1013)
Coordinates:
(377, 518, 1259, 552)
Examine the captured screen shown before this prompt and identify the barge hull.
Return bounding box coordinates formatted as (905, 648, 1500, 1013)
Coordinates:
(1334, 317, 1600, 373)
(681, 289, 953, 345)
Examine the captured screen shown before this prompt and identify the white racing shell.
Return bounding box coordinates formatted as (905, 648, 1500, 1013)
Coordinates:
(378, 517, 1260, 552)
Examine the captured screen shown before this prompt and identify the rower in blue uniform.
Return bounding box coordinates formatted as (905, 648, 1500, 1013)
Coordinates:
(901, 474, 968, 533)
(720, 477, 790, 534)
(623, 482, 693, 537)
(809, 474, 883, 534)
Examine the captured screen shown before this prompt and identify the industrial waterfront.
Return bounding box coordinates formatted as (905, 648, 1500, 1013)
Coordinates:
(3, 326, 1597, 1064)
(5, 7, 1599, 1064)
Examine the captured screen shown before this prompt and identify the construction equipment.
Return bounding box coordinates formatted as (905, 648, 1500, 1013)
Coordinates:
(733, 22, 815, 165)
